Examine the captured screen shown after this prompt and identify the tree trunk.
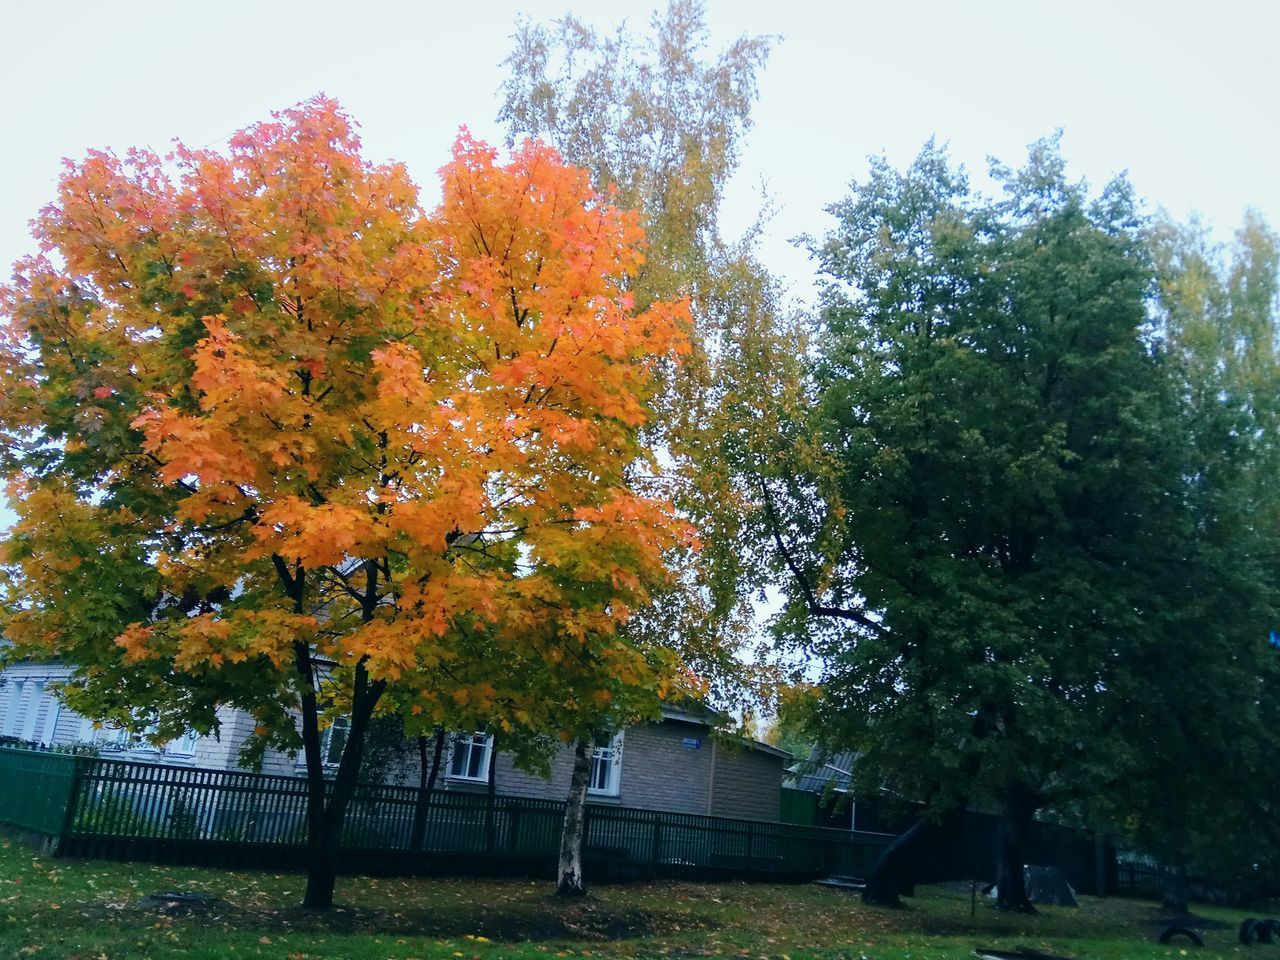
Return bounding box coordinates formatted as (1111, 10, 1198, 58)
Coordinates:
(279, 547, 388, 910)
(1162, 863, 1191, 915)
(294, 641, 332, 909)
(995, 783, 1038, 913)
(299, 654, 385, 910)
(409, 729, 446, 852)
(557, 739, 592, 897)
(424, 727, 445, 793)
(1093, 831, 1108, 898)
(302, 824, 339, 910)
(862, 807, 966, 907)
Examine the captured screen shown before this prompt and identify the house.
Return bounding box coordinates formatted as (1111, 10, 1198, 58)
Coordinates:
(0, 658, 791, 822)
(430, 704, 791, 822)
(0, 658, 260, 771)
(785, 749, 875, 831)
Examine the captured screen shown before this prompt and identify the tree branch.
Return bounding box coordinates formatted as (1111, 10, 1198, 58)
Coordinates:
(757, 479, 885, 634)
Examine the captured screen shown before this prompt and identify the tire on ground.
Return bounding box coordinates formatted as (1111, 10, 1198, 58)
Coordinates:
(1158, 926, 1204, 947)
(1240, 919, 1262, 945)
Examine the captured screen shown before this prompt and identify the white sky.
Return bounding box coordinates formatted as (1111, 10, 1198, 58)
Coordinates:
(0, 0, 1277, 527)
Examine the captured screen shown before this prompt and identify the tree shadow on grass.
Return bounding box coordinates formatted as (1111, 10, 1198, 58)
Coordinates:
(108, 896, 719, 942)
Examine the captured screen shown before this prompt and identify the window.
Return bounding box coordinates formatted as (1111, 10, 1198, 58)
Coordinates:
(131, 721, 163, 754)
(83, 718, 197, 757)
(588, 732, 623, 797)
(94, 725, 130, 751)
(448, 732, 493, 781)
(166, 730, 200, 757)
(319, 716, 350, 766)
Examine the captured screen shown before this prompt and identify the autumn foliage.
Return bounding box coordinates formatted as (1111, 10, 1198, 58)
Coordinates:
(0, 98, 691, 903)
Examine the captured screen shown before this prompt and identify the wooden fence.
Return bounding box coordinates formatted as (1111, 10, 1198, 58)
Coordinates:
(1111, 860, 1227, 903)
(0, 746, 890, 882)
(1113, 860, 1172, 899)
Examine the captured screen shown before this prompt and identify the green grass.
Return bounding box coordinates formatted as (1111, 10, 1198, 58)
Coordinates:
(0, 837, 1269, 960)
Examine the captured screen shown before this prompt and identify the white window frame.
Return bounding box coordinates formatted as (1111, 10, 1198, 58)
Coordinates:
(3, 679, 25, 737)
(447, 732, 494, 782)
(588, 731, 623, 797)
(129, 721, 163, 756)
(165, 729, 200, 757)
(94, 724, 130, 751)
(319, 715, 350, 767)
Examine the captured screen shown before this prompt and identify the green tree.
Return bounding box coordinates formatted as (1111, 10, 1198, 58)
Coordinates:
(501, 0, 801, 894)
(760, 685, 817, 761)
(768, 138, 1183, 909)
(1109, 212, 1280, 909)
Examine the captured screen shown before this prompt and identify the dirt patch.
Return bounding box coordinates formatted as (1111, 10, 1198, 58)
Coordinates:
(272, 900, 715, 941)
(916, 915, 1021, 937)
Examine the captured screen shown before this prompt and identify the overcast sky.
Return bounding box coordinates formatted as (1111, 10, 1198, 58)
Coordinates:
(4, 0, 1277, 297)
(1, 0, 1276, 529)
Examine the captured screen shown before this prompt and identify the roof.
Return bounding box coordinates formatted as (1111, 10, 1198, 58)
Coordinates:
(786, 750, 856, 793)
(658, 705, 796, 761)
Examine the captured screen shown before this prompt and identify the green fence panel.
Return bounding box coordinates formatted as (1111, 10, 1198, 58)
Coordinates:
(0, 746, 83, 837)
(779, 787, 817, 826)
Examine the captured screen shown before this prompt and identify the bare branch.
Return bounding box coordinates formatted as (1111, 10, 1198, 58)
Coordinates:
(757, 479, 885, 634)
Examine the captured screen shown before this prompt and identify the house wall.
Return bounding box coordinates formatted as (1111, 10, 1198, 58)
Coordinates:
(613, 719, 714, 815)
(199, 708, 265, 772)
(711, 741, 784, 821)
(461, 740, 576, 802)
(0, 660, 251, 770)
(0, 662, 76, 746)
(439, 720, 719, 814)
(443, 719, 785, 819)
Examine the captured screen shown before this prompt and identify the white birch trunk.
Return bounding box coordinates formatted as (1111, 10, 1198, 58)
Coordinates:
(556, 739, 592, 896)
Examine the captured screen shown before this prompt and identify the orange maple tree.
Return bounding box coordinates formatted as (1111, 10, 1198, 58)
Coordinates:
(0, 98, 691, 907)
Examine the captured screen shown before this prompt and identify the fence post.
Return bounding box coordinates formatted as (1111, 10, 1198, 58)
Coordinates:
(56, 754, 87, 855)
(650, 811, 663, 868)
(508, 802, 521, 854)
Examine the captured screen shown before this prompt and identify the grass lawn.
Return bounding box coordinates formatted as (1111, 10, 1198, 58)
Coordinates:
(0, 838, 1268, 960)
